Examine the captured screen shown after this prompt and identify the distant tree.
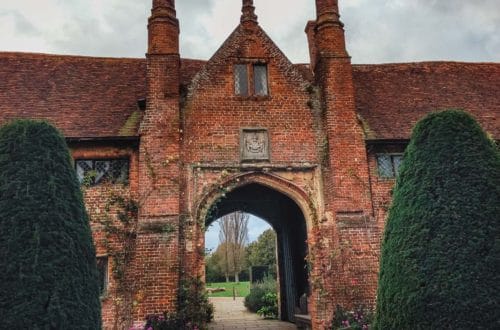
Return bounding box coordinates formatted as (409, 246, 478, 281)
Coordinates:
(218, 212, 249, 282)
(205, 249, 224, 283)
(0, 120, 101, 329)
(246, 229, 277, 278)
(374, 110, 500, 329)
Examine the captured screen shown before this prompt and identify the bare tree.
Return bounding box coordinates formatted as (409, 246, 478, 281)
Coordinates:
(219, 219, 233, 282)
(218, 211, 249, 282)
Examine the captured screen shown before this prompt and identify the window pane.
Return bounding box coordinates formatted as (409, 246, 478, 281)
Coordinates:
(95, 160, 111, 184)
(254, 64, 268, 96)
(234, 64, 248, 96)
(392, 155, 403, 176)
(76, 160, 93, 184)
(96, 257, 108, 296)
(377, 154, 394, 178)
(76, 159, 129, 185)
(111, 160, 129, 184)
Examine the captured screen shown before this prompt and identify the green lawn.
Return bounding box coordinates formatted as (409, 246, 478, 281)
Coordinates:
(206, 281, 250, 297)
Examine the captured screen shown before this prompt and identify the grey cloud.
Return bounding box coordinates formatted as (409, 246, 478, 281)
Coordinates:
(343, 0, 500, 63)
(49, 1, 149, 57)
(0, 10, 40, 36)
(7, 0, 497, 64)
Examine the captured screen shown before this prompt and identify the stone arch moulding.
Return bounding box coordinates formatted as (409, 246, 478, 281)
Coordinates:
(195, 171, 318, 230)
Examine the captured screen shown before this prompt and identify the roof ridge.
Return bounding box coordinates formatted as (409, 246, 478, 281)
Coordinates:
(352, 61, 500, 67)
(0, 51, 145, 61)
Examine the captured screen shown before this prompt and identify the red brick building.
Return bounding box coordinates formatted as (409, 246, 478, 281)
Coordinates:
(1, 0, 499, 328)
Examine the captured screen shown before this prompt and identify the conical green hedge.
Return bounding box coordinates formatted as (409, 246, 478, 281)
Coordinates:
(374, 110, 500, 329)
(0, 120, 101, 329)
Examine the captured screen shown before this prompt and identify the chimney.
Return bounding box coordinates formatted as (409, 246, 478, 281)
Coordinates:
(148, 0, 179, 55)
(305, 20, 318, 71)
(314, 0, 348, 58)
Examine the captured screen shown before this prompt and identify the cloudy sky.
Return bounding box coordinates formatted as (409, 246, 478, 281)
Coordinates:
(1, 0, 498, 248)
(1, 0, 499, 64)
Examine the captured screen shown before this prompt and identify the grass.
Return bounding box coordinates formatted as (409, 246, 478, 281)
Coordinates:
(206, 281, 250, 297)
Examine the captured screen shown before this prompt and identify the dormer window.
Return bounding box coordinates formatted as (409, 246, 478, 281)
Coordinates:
(234, 63, 268, 97)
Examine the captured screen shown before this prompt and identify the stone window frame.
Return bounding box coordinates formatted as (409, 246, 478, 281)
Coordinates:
(75, 158, 130, 186)
(96, 255, 109, 298)
(240, 127, 271, 162)
(234, 60, 270, 98)
(376, 153, 403, 179)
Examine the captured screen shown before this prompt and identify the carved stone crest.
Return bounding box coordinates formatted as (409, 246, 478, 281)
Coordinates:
(241, 128, 269, 161)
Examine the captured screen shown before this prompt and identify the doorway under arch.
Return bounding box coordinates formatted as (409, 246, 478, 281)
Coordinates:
(204, 182, 310, 322)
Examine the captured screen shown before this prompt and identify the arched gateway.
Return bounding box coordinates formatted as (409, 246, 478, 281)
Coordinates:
(197, 173, 314, 321)
(3, 0, 498, 329)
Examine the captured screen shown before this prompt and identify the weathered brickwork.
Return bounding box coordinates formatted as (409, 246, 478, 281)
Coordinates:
(1, 0, 498, 329)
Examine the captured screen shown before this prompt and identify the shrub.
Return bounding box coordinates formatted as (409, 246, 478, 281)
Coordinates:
(144, 277, 213, 330)
(331, 305, 373, 330)
(244, 276, 277, 317)
(144, 312, 184, 330)
(0, 120, 101, 328)
(374, 110, 500, 329)
(256, 292, 278, 319)
(177, 277, 214, 327)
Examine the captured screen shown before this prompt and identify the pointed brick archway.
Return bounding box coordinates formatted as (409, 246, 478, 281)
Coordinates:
(194, 172, 318, 322)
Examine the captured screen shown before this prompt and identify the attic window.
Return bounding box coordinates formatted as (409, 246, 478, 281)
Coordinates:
(234, 64, 249, 96)
(234, 63, 268, 97)
(254, 64, 268, 96)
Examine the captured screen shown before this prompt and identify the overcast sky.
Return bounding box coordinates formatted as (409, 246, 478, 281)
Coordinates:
(1, 0, 499, 64)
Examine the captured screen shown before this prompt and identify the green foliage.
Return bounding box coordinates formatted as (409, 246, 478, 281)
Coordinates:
(144, 312, 184, 330)
(374, 110, 500, 329)
(97, 192, 139, 328)
(205, 252, 225, 283)
(256, 292, 278, 319)
(0, 120, 101, 329)
(331, 305, 373, 330)
(178, 277, 214, 329)
(245, 229, 277, 278)
(145, 277, 214, 330)
(244, 276, 277, 317)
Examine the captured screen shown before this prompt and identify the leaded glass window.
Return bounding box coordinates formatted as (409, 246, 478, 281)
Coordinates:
(96, 256, 108, 296)
(76, 159, 129, 185)
(234, 64, 249, 96)
(253, 64, 268, 96)
(377, 154, 403, 178)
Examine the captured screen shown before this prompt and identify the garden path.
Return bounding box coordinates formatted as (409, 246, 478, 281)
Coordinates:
(208, 297, 297, 330)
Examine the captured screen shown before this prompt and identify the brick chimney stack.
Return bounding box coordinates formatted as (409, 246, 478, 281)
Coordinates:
(314, 0, 348, 58)
(309, 2, 377, 325)
(137, 0, 182, 318)
(148, 0, 179, 55)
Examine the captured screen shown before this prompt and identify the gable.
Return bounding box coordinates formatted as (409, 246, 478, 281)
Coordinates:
(187, 23, 310, 100)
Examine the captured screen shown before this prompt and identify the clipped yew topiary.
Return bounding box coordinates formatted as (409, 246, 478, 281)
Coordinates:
(0, 120, 101, 329)
(374, 110, 500, 329)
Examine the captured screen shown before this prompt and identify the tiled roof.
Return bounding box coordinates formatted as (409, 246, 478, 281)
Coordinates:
(0, 52, 205, 138)
(1, 53, 498, 140)
(352, 62, 500, 140)
(0, 52, 146, 138)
